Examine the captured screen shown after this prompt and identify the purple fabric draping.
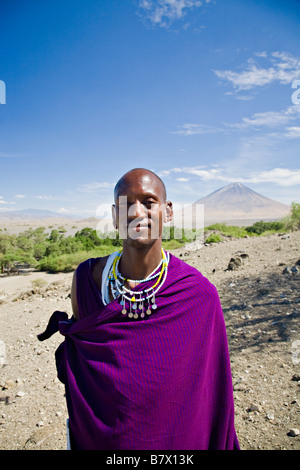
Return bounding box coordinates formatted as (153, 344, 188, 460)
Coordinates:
(38, 253, 240, 450)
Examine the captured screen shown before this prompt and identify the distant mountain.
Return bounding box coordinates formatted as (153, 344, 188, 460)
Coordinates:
(0, 208, 76, 220)
(195, 182, 290, 216)
(174, 183, 290, 227)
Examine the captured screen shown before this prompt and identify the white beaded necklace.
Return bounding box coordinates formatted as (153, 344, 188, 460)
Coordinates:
(106, 249, 169, 319)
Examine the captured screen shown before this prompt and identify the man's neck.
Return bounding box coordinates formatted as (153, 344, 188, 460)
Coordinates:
(119, 243, 163, 281)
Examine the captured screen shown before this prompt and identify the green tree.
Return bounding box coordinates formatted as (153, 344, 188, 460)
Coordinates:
(75, 227, 102, 249)
(33, 242, 47, 260)
(45, 241, 61, 257)
(16, 236, 34, 252)
(59, 236, 83, 254)
(48, 229, 62, 243)
(0, 249, 37, 274)
(287, 202, 300, 230)
(0, 234, 15, 254)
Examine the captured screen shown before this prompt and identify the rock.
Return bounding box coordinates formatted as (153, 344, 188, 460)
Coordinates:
(1, 379, 15, 390)
(235, 251, 249, 259)
(228, 257, 242, 271)
(233, 383, 247, 391)
(292, 374, 300, 382)
(287, 428, 300, 437)
(227, 253, 249, 271)
(282, 267, 292, 274)
(247, 404, 262, 413)
(291, 266, 299, 274)
(257, 288, 269, 297)
(24, 424, 58, 449)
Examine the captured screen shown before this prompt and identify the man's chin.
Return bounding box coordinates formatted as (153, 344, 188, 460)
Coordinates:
(122, 233, 161, 248)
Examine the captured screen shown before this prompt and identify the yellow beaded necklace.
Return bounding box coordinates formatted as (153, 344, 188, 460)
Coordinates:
(108, 248, 168, 319)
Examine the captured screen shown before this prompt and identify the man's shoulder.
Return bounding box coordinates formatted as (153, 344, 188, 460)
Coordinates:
(76, 254, 110, 279)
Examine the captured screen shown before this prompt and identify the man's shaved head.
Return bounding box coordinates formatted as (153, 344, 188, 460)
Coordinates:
(114, 168, 167, 203)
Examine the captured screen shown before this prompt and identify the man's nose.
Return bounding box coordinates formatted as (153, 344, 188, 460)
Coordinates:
(128, 201, 147, 219)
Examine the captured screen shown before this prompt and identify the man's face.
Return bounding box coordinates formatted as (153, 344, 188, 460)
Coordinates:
(113, 171, 172, 247)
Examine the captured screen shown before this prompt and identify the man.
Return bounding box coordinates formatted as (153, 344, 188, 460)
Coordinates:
(38, 168, 239, 450)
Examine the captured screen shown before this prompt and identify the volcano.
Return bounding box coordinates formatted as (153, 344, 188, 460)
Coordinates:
(174, 182, 290, 227)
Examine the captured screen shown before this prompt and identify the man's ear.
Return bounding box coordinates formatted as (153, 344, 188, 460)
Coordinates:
(112, 204, 118, 229)
(164, 201, 173, 223)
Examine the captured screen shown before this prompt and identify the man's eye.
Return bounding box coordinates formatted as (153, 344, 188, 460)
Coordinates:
(145, 199, 157, 205)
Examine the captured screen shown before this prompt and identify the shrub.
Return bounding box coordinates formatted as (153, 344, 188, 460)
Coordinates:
(37, 247, 116, 273)
(246, 220, 285, 235)
(205, 233, 222, 244)
(162, 239, 183, 250)
(206, 223, 248, 238)
(283, 202, 300, 231)
(31, 278, 47, 289)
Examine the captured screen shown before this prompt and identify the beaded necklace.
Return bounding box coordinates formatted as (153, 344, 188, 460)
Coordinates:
(107, 249, 169, 319)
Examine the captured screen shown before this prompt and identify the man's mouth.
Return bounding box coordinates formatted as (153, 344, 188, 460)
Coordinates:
(132, 223, 150, 231)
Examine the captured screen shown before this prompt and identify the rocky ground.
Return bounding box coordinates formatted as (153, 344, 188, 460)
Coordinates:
(0, 231, 299, 450)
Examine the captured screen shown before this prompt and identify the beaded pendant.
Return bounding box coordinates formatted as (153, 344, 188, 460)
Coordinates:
(108, 249, 169, 320)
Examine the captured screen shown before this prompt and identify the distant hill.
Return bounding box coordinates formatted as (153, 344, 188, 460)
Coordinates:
(174, 183, 290, 228)
(0, 209, 76, 220)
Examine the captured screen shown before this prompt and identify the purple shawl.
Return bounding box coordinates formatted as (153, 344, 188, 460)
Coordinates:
(38, 253, 239, 450)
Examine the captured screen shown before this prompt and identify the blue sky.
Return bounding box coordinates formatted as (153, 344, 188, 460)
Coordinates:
(0, 0, 300, 217)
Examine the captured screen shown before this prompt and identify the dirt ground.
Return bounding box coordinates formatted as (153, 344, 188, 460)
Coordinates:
(0, 231, 299, 450)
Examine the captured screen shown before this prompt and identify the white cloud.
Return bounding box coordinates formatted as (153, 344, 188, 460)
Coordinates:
(0, 198, 16, 205)
(246, 168, 300, 187)
(228, 105, 300, 129)
(138, 0, 207, 27)
(37, 195, 53, 200)
(160, 165, 224, 181)
(78, 181, 115, 192)
(181, 167, 222, 180)
(14, 194, 25, 198)
(172, 123, 222, 135)
(174, 105, 300, 138)
(254, 51, 268, 58)
(214, 51, 300, 92)
(215, 64, 277, 91)
(0, 196, 16, 204)
(285, 126, 300, 139)
(160, 165, 300, 187)
(176, 177, 190, 182)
